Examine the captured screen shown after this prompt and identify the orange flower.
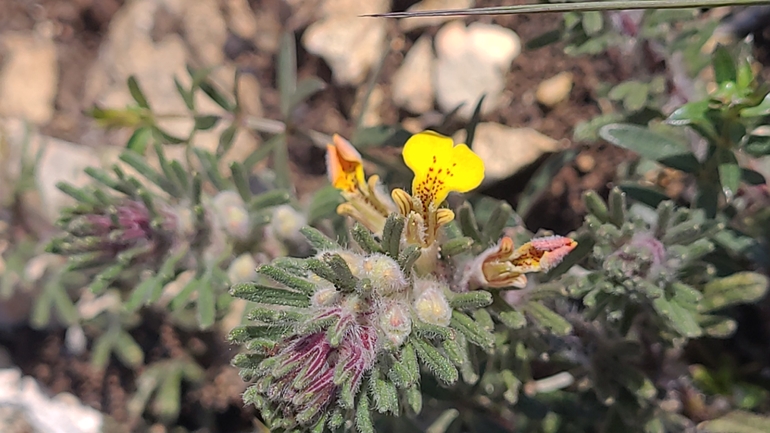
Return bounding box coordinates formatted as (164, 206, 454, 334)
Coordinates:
(466, 235, 577, 289)
(325, 134, 396, 235)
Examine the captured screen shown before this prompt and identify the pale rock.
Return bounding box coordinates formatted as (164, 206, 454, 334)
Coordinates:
(536, 72, 573, 107)
(399, 0, 475, 32)
(435, 22, 520, 120)
(0, 368, 102, 433)
(392, 36, 435, 114)
(454, 123, 565, 184)
(225, 0, 258, 40)
(0, 30, 59, 124)
(303, 0, 390, 86)
(183, 0, 228, 67)
(0, 119, 116, 225)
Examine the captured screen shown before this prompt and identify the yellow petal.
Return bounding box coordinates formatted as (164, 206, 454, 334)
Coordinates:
(326, 134, 365, 192)
(403, 131, 485, 206)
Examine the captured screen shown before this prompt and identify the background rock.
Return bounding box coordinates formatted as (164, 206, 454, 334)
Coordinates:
(454, 122, 566, 185)
(0, 28, 59, 125)
(536, 71, 574, 107)
(302, 0, 390, 86)
(0, 368, 102, 433)
(435, 22, 520, 120)
(392, 35, 435, 114)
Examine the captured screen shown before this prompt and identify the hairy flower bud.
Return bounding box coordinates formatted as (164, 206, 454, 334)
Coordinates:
(413, 278, 452, 327)
(270, 204, 307, 244)
(212, 191, 250, 240)
(361, 253, 408, 295)
(227, 254, 258, 284)
(378, 301, 412, 347)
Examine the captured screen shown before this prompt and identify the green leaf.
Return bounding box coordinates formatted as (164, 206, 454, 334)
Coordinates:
(742, 168, 765, 185)
(388, 343, 419, 388)
(127, 75, 150, 109)
(524, 302, 572, 336)
(369, 378, 398, 414)
(174, 77, 194, 110)
(197, 284, 216, 329)
(700, 272, 769, 313)
(114, 330, 145, 368)
(126, 126, 153, 154)
(697, 410, 770, 433)
(217, 124, 237, 157)
(619, 183, 670, 209)
(499, 310, 527, 329)
(465, 95, 486, 149)
(441, 237, 474, 258)
(717, 148, 741, 199)
(290, 77, 326, 111)
(712, 45, 737, 85)
(652, 295, 702, 338)
(230, 283, 310, 307)
(307, 185, 344, 224)
(194, 115, 220, 131)
(741, 93, 770, 117)
(451, 311, 495, 349)
(300, 226, 339, 251)
(199, 80, 235, 112)
(582, 11, 603, 35)
(278, 31, 297, 118)
(355, 393, 375, 433)
(744, 134, 770, 156)
(382, 213, 405, 259)
(599, 123, 689, 161)
(412, 338, 458, 385)
(525, 29, 563, 50)
(449, 291, 493, 310)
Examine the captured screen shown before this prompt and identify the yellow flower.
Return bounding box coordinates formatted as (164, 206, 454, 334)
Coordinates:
(326, 134, 396, 235)
(403, 131, 485, 206)
(392, 131, 484, 248)
(464, 235, 577, 289)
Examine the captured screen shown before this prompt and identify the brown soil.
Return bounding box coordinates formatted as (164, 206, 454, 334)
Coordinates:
(0, 0, 635, 431)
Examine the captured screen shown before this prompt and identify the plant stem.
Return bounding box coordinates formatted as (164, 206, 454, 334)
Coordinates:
(367, 0, 770, 18)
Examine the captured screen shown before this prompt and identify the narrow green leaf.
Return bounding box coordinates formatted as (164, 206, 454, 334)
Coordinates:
(355, 393, 375, 433)
(449, 291, 493, 310)
(653, 296, 702, 337)
(173, 77, 194, 110)
(230, 283, 310, 307)
(114, 330, 145, 367)
(524, 302, 573, 336)
(300, 226, 338, 251)
(388, 343, 419, 388)
(717, 148, 741, 200)
(441, 237, 474, 258)
(126, 126, 153, 154)
(127, 75, 150, 109)
(352, 223, 383, 254)
(451, 311, 495, 349)
(582, 11, 603, 35)
(382, 213, 405, 259)
(525, 29, 563, 50)
(194, 115, 221, 131)
(307, 185, 344, 224)
(697, 410, 770, 433)
(197, 284, 216, 329)
(599, 123, 689, 161)
(412, 338, 458, 386)
(278, 31, 297, 118)
(482, 201, 513, 244)
(290, 77, 326, 111)
(218, 124, 238, 157)
(701, 272, 769, 313)
(457, 203, 483, 244)
(712, 45, 737, 84)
